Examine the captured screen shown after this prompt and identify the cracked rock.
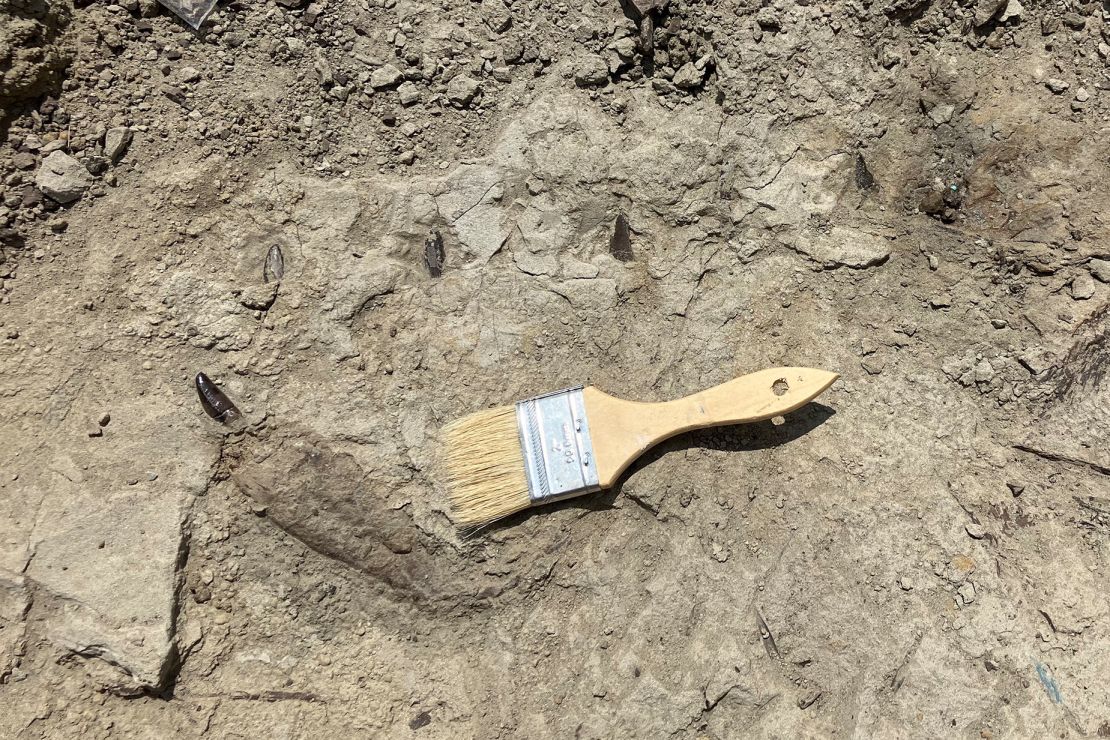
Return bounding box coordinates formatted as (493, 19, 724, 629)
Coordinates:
(370, 64, 404, 90)
(793, 227, 891, 269)
(446, 75, 481, 107)
(1071, 272, 1095, 300)
(574, 55, 609, 87)
(104, 127, 132, 163)
(35, 151, 92, 204)
(1088, 259, 1110, 283)
(672, 62, 704, 89)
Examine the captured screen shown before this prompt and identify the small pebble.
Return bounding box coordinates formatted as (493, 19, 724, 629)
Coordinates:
(1045, 78, 1070, 94)
(929, 294, 952, 309)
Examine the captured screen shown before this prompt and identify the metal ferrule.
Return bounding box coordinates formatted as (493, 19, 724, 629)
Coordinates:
(516, 386, 600, 505)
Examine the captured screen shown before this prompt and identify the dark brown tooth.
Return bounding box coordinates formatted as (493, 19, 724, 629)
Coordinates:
(610, 213, 633, 262)
(854, 152, 877, 191)
(263, 244, 285, 283)
(424, 230, 445, 277)
(195, 372, 241, 423)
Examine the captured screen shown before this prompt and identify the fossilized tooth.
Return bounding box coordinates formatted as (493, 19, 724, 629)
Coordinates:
(854, 152, 877, 191)
(424, 230, 445, 277)
(610, 213, 633, 262)
(263, 244, 285, 283)
(195, 372, 241, 423)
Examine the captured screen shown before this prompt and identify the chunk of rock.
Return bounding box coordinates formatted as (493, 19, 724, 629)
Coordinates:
(160, 84, 187, 105)
(930, 293, 953, 309)
(397, 81, 421, 106)
(672, 62, 705, 89)
(240, 282, 279, 310)
(973, 0, 1006, 27)
(446, 75, 481, 106)
(792, 227, 891, 269)
(434, 165, 507, 263)
(922, 97, 955, 125)
(35, 151, 92, 204)
(1045, 78, 1069, 94)
(1088, 259, 1110, 283)
(370, 64, 404, 90)
(1070, 272, 1095, 300)
(574, 55, 609, 87)
(998, 0, 1022, 22)
(104, 127, 132, 162)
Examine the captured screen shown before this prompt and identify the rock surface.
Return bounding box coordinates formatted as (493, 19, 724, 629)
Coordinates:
(34, 151, 92, 204)
(0, 0, 71, 103)
(1, 0, 1110, 736)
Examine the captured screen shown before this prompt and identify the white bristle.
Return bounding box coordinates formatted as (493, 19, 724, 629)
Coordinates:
(441, 405, 531, 526)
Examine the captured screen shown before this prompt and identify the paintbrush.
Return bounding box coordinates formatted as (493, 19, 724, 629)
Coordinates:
(441, 367, 838, 527)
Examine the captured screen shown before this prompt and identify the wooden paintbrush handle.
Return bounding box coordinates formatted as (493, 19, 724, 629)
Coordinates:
(583, 367, 838, 488)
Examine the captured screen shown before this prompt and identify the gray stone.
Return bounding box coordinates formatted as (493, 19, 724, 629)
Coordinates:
(574, 55, 610, 87)
(1071, 272, 1095, 300)
(672, 62, 705, 89)
(370, 64, 404, 90)
(434, 165, 507, 263)
(973, 359, 995, 384)
(1088, 259, 1110, 283)
(104, 127, 132, 163)
(397, 81, 421, 106)
(12, 391, 218, 694)
(930, 293, 952, 309)
(239, 282, 278, 311)
(973, 0, 1006, 26)
(446, 75, 481, 106)
(481, 0, 511, 32)
(923, 99, 955, 125)
(1045, 78, 1070, 94)
(35, 151, 92, 204)
(160, 84, 187, 106)
(794, 227, 891, 269)
(998, 0, 1022, 21)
